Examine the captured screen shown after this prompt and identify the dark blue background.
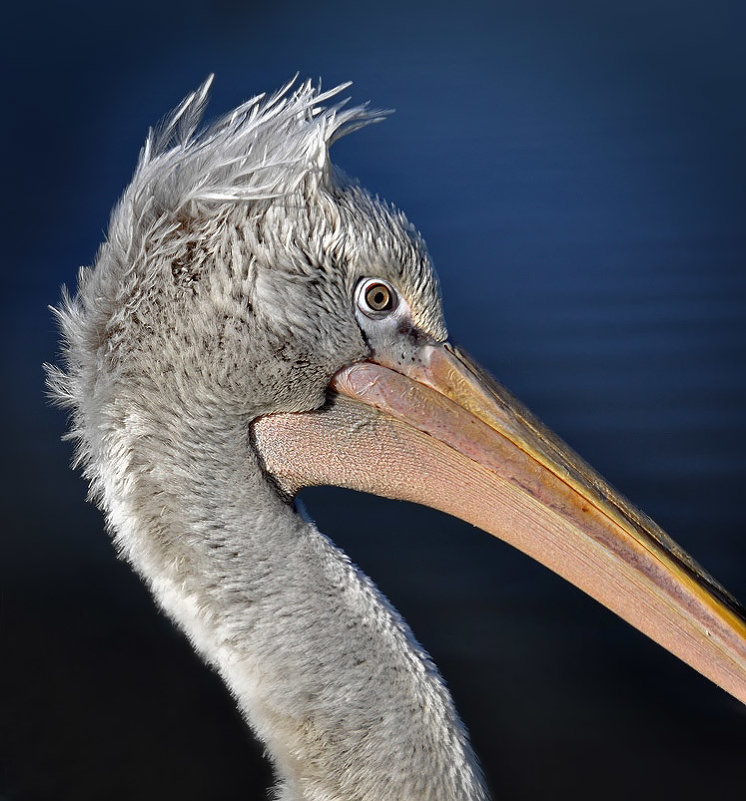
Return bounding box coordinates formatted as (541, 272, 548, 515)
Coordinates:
(3, 1, 745, 798)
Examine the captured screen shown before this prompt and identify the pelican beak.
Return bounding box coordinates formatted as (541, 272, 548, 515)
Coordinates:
(251, 341, 746, 705)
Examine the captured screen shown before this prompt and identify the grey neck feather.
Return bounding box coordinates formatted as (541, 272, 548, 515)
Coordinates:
(109, 400, 487, 800)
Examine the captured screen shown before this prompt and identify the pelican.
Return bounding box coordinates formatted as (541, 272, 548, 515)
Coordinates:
(49, 77, 746, 801)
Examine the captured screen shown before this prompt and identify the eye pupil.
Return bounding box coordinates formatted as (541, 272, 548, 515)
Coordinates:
(365, 283, 392, 311)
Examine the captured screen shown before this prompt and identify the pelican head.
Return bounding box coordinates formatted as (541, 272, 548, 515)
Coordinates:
(49, 77, 746, 801)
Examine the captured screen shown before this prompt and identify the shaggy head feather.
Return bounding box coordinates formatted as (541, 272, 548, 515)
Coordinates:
(48, 76, 446, 503)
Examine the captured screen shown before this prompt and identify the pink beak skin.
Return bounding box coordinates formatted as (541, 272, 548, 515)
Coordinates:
(251, 341, 746, 706)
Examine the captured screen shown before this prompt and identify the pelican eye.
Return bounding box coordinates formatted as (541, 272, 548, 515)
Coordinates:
(366, 284, 392, 310)
(357, 278, 397, 318)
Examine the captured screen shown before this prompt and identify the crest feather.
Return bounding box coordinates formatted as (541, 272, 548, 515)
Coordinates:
(134, 76, 389, 207)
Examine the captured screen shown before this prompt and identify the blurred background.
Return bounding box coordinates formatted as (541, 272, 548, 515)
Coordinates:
(2, 1, 745, 798)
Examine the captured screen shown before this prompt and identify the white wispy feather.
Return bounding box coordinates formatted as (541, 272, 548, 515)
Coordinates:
(136, 74, 388, 207)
